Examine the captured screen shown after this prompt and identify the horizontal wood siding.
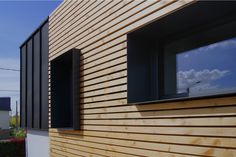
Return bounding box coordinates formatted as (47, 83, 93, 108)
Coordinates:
(49, 0, 236, 157)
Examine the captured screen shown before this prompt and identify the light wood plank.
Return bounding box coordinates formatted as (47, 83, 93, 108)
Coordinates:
(49, 0, 105, 41)
(81, 63, 126, 81)
(49, 0, 83, 31)
(82, 106, 236, 119)
(50, 130, 236, 149)
(81, 84, 127, 98)
(81, 70, 127, 86)
(51, 133, 236, 157)
(81, 117, 236, 126)
(51, 140, 137, 157)
(81, 77, 126, 93)
(82, 125, 236, 137)
(51, 138, 199, 157)
(81, 96, 236, 113)
(49, 0, 118, 44)
(81, 92, 127, 103)
(49, 0, 143, 56)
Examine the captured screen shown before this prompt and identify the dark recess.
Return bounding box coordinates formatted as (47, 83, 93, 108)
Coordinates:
(51, 48, 80, 130)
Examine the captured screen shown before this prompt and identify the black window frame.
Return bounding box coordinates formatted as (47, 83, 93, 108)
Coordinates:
(50, 48, 80, 130)
(127, 1, 236, 104)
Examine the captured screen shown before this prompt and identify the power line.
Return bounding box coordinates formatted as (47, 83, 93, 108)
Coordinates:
(0, 67, 20, 72)
(0, 90, 19, 92)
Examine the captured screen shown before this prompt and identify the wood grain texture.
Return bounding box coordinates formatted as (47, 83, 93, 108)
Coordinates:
(48, 0, 236, 157)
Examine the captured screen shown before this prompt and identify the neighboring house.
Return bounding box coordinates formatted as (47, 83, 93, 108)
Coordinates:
(0, 97, 10, 130)
(21, 1, 236, 157)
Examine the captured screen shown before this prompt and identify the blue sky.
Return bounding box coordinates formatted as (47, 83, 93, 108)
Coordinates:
(177, 37, 236, 95)
(0, 0, 62, 115)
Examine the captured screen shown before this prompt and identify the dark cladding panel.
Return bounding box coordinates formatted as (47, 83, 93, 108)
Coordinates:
(72, 51, 80, 130)
(20, 18, 49, 130)
(27, 39, 33, 128)
(33, 32, 40, 129)
(41, 22, 49, 129)
(20, 45, 27, 127)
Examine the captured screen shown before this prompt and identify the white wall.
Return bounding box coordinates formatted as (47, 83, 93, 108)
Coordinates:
(0, 111, 9, 129)
(26, 130, 49, 157)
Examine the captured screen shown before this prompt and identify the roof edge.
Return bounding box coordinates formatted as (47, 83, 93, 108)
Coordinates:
(20, 17, 49, 48)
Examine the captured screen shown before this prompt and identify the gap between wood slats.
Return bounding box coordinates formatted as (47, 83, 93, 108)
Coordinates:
(49, 0, 140, 55)
(49, 0, 71, 25)
(50, 129, 236, 149)
(49, 0, 116, 41)
(81, 96, 236, 113)
(49, 0, 174, 58)
(49, 0, 114, 43)
(49, 0, 123, 51)
(81, 70, 127, 87)
(50, 2, 142, 60)
(49, 1, 80, 31)
(51, 138, 202, 157)
(81, 91, 127, 103)
(80, 36, 127, 63)
(81, 55, 127, 77)
(51, 145, 98, 157)
(50, 151, 67, 157)
(49, 0, 97, 36)
(80, 77, 127, 93)
(81, 84, 127, 98)
(51, 140, 137, 157)
(50, 0, 103, 44)
(50, 134, 236, 157)
(81, 49, 126, 72)
(80, 43, 127, 70)
(81, 125, 236, 138)
(81, 63, 126, 81)
(49, 0, 151, 54)
(82, 104, 236, 115)
(81, 116, 236, 127)
(81, 106, 236, 119)
(81, 98, 127, 109)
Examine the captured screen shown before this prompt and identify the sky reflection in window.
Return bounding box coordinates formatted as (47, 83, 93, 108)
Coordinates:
(177, 37, 236, 96)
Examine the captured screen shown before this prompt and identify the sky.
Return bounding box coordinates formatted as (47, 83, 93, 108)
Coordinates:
(177, 37, 236, 95)
(0, 0, 62, 116)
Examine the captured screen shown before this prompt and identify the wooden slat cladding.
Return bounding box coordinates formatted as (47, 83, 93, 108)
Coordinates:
(49, 0, 236, 157)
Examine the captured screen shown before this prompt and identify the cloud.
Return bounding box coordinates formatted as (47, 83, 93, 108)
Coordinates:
(195, 38, 236, 54)
(177, 69, 229, 94)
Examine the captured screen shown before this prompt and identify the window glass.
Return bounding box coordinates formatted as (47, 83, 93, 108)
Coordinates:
(177, 37, 236, 96)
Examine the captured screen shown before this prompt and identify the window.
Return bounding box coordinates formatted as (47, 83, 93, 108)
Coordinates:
(128, 1, 236, 103)
(51, 49, 80, 130)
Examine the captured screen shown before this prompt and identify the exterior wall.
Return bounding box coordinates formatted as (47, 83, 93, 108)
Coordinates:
(26, 130, 49, 157)
(0, 111, 9, 129)
(48, 1, 236, 157)
(20, 19, 49, 130)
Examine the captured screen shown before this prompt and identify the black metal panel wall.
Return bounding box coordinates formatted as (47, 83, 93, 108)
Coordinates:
(20, 18, 49, 130)
(33, 32, 40, 129)
(20, 45, 27, 127)
(41, 22, 49, 129)
(27, 39, 33, 128)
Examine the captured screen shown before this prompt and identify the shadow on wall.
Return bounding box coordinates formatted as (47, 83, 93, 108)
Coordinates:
(135, 96, 235, 118)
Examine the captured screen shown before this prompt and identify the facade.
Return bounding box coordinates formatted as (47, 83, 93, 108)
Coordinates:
(0, 97, 10, 130)
(20, 19, 49, 157)
(21, 1, 236, 157)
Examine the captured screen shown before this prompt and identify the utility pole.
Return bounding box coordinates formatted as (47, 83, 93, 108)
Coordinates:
(16, 101, 18, 129)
